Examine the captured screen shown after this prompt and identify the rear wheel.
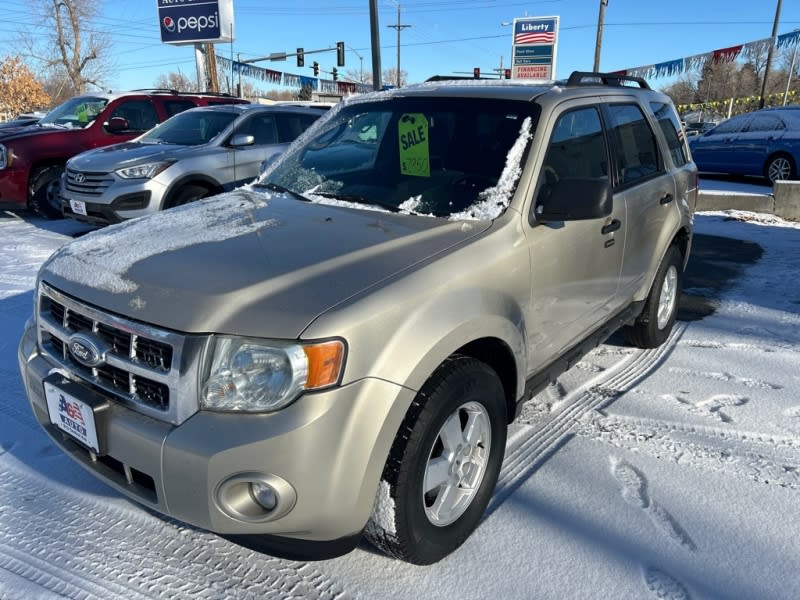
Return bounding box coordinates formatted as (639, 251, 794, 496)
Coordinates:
(29, 165, 65, 219)
(364, 356, 507, 564)
(165, 184, 210, 209)
(765, 154, 795, 183)
(623, 245, 682, 349)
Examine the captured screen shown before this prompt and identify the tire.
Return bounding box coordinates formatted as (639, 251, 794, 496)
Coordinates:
(29, 165, 65, 219)
(623, 245, 682, 349)
(165, 184, 210, 209)
(364, 355, 507, 565)
(765, 154, 795, 183)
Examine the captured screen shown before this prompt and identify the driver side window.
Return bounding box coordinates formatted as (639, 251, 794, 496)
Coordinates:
(535, 106, 608, 209)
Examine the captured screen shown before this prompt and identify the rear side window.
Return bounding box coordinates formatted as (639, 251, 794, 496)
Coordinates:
(605, 103, 661, 186)
(650, 101, 689, 167)
(165, 100, 197, 118)
(745, 114, 784, 132)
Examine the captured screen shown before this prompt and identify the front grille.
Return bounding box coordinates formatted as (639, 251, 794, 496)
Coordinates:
(65, 168, 114, 196)
(37, 282, 202, 424)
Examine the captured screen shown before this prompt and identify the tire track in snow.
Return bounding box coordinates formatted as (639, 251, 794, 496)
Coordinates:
(577, 413, 800, 490)
(0, 464, 351, 600)
(488, 323, 687, 514)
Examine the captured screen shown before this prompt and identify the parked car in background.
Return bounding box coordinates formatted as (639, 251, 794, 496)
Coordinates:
(683, 120, 719, 137)
(0, 90, 247, 218)
(688, 106, 800, 183)
(0, 111, 47, 130)
(62, 103, 327, 225)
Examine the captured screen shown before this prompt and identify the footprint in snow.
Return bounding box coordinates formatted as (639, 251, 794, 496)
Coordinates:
(643, 566, 691, 600)
(611, 457, 697, 552)
(662, 393, 747, 423)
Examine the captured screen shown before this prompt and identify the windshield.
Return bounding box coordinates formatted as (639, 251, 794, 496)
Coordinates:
(140, 109, 239, 145)
(39, 97, 108, 129)
(258, 96, 539, 219)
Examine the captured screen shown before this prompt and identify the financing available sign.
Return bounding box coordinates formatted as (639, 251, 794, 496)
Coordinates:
(511, 16, 559, 80)
(157, 0, 235, 45)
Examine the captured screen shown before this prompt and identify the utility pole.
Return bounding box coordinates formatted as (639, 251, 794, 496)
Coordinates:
(369, 0, 382, 90)
(759, 0, 783, 109)
(387, 3, 411, 87)
(593, 0, 608, 72)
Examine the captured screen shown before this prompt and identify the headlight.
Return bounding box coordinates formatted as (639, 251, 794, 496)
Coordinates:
(116, 160, 174, 179)
(201, 336, 346, 412)
(0, 144, 7, 169)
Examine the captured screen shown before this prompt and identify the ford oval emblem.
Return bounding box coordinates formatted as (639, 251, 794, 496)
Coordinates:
(67, 333, 106, 368)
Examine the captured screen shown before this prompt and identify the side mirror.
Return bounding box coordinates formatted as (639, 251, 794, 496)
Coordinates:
(105, 116, 129, 133)
(535, 178, 613, 222)
(229, 134, 255, 147)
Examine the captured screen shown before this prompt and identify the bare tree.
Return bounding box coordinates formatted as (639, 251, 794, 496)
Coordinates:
(21, 0, 110, 96)
(154, 71, 200, 93)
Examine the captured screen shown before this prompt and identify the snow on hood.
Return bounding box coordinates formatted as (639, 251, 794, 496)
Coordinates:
(42, 192, 274, 294)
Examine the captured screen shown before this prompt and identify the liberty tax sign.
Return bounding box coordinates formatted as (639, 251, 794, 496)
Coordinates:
(158, 0, 235, 45)
(511, 16, 559, 80)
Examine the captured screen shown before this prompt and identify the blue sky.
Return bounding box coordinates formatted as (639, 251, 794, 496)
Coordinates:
(2, 0, 800, 93)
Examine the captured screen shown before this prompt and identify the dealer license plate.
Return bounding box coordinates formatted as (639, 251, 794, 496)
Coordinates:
(45, 381, 100, 453)
(70, 199, 87, 216)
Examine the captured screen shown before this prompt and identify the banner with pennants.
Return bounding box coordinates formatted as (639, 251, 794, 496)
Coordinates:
(614, 30, 800, 80)
(217, 55, 371, 95)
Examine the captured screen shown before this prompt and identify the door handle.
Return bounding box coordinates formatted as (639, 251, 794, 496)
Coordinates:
(659, 193, 674, 205)
(601, 219, 621, 235)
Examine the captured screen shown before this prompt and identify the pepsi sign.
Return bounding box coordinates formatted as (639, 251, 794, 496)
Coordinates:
(157, 0, 235, 45)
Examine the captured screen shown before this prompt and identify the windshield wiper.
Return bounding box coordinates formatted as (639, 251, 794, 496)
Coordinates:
(256, 182, 310, 202)
(312, 192, 402, 213)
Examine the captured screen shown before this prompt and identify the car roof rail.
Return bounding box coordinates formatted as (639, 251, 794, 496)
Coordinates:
(566, 71, 651, 90)
(131, 88, 181, 94)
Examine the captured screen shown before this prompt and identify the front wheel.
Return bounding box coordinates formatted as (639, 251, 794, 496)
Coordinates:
(364, 356, 507, 564)
(623, 245, 682, 349)
(29, 165, 65, 219)
(165, 184, 210, 209)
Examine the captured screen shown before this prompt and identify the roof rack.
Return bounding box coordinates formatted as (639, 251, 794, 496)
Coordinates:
(566, 71, 651, 90)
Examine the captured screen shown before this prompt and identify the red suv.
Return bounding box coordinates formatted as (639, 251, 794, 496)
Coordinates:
(0, 90, 248, 218)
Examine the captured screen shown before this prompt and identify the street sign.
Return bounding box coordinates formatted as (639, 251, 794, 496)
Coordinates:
(511, 16, 559, 80)
(157, 0, 235, 45)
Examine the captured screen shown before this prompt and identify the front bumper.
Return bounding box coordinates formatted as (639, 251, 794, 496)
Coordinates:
(18, 321, 413, 547)
(61, 176, 167, 225)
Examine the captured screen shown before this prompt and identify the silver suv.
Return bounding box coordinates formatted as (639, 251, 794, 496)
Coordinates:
(61, 103, 326, 225)
(19, 72, 696, 565)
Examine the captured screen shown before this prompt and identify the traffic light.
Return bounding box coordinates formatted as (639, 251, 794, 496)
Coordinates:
(504, 68, 511, 79)
(473, 67, 480, 79)
(296, 48, 304, 67)
(312, 61, 319, 76)
(336, 41, 345, 67)
(332, 67, 338, 81)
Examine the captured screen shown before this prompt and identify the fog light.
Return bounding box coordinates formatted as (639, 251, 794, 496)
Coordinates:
(250, 481, 278, 511)
(215, 472, 296, 523)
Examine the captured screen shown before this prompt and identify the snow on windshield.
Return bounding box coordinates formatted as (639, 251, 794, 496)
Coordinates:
(448, 116, 532, 221)
(43, 192, 274, 294)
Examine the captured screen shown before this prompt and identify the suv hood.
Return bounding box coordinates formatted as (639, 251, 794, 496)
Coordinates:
(40, 188, 490, 338)
(69, 141, 204, 170)
(0, 124, 77, 143)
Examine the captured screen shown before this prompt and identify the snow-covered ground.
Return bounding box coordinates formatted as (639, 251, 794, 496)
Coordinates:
(1, 188, 799, 599)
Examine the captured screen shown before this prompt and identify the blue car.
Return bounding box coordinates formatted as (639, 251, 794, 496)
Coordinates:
(688, 106, 800, 183)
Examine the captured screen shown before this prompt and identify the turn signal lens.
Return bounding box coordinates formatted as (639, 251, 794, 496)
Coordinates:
(304, 340, 345, 389)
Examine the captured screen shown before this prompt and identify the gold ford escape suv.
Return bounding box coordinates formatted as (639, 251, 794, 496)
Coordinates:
(18, 72, 697, 565)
